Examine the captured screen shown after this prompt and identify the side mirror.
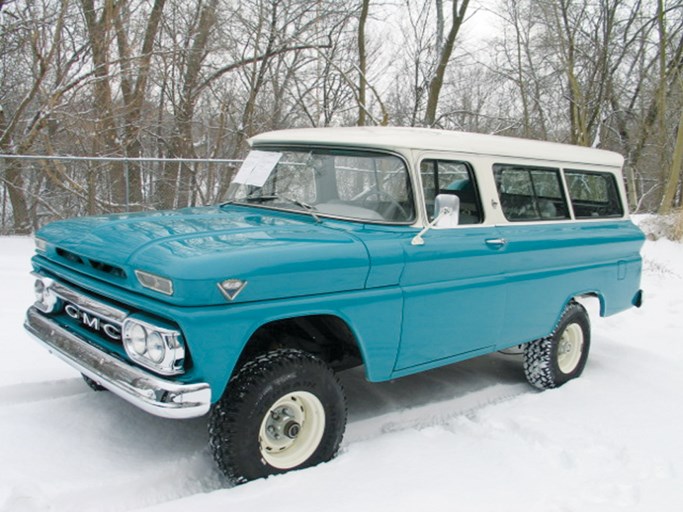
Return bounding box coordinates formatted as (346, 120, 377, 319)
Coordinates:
(433, 194, 460, 227)
(412, 194, 460, 246)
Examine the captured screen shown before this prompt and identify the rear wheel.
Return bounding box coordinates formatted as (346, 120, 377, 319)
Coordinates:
(209, 349, 347, 484)
(523, 301, 591, 390)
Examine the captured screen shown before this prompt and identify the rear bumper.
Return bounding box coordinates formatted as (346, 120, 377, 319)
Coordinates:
(24, 307, 211, 419)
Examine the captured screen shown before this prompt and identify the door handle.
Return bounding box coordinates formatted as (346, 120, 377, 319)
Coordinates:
(485, 238, 507, 249)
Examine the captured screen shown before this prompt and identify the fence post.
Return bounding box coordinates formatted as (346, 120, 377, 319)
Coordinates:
(1, 174, 6, 232)
(125, 160, 130, 212)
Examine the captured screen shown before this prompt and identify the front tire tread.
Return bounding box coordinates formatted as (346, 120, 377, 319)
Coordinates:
(209, 349, 346, 484)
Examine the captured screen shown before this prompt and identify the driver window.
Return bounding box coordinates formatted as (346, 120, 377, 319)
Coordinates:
(420, 159, 482, 224)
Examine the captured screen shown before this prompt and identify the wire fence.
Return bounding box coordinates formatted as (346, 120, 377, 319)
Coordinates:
(1, 155, 243, 235)
(0, 153, 665, 235)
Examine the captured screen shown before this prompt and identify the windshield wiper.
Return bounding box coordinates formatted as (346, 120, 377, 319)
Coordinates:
(244, 194, 321, 223)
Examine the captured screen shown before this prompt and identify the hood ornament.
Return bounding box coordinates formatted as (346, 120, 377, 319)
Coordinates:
(218, 279, 248, 301)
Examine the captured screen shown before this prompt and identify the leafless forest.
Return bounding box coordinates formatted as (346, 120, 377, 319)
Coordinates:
(1, 0, 682, 235)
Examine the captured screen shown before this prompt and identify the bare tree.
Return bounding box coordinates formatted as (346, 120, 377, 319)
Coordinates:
(656, 0, 683, 214)
(114, 0, 167, 208)
(80, 0, 130, 207)
(1, 0, 86, 233)
(357, 0, 371, 125)
(489, 0, 682, 212)
(666, 105, 683, 223)
(4, 0, 683, 234)
(424, 0, 470, 127)
(157, 0, 220, 209)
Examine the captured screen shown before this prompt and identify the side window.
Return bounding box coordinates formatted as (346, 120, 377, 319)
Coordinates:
(420, 159, 482, 224)
(494, 164, 570, 221)
(565, 169, 623, 218)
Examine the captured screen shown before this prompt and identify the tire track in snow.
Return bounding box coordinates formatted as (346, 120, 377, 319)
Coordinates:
(0, 354, 532, 512)
(340, 353, 532, 445)
(344, 382, 531, 445)
(0, 377, 88, 407)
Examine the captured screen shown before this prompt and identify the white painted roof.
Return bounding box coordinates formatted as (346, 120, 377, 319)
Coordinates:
(250, 127, 624, 168)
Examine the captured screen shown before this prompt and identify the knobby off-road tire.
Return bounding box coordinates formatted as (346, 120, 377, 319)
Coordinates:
(523, 301, 591, 390)
(209, 348, 347, 484)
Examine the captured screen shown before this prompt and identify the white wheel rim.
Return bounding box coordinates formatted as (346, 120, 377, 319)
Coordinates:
(258, 391, 325, 469)
(557, 323, 584, 374)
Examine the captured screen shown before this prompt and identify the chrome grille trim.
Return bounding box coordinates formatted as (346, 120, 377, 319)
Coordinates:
(25, 307, 210, 419)
(31, 271, 129, 325)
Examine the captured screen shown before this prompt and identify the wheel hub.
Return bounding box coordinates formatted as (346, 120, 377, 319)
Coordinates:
(258, 391, 326, 469)
(284, 421, 301, 439)
(557, 323, 584, 374)
(264, 405, 300, 443)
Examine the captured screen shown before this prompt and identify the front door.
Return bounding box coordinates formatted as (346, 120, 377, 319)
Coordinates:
(395, 158, 507, 372)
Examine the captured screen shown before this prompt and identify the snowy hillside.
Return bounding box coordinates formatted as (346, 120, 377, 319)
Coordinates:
(1, 233, 682, 512)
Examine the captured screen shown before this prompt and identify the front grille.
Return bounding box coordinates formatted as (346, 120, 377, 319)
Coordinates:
(55, 248, 127, 279)
(56, 248, 84, 264)
(41, 276, 129, 345)
(89, 258, 127, 278)
(32, 272, 190, 377)
(63, 301, 124, 342)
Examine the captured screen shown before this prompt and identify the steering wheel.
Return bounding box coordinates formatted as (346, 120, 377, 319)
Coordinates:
(360, 190, 409, 221)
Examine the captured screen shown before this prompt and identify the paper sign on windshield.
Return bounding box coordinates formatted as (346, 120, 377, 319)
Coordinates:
(233, 150, 282, 187)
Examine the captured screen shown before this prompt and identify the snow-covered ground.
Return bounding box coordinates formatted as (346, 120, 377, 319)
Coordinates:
(1, 231, 682, 512)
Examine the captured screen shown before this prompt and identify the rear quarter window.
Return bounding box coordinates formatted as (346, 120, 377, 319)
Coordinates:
(493, 164, 570, 221)
(565, 170, 624, 218)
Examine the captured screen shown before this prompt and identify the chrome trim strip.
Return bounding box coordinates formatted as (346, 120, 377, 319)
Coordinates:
(31, 271, 129, 324)
(24, 307, 211, 419)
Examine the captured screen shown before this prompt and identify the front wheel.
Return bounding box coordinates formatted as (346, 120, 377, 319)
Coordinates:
(523, 301, 591, 390)
(208, 349, 347, 484)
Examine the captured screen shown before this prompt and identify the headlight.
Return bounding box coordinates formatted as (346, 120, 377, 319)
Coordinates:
(135, 270, 174, 296)
(33, 276, 60, 313)
(128, 323, 148, 356)
(146, 331, 166, 364)
(122, 317, 184, 375)
(34, 279, 46, 301)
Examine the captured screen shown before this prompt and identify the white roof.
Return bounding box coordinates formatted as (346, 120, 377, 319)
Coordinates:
(250, 127, 624, 168)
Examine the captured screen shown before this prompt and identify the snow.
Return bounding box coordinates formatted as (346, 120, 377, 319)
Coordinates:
(1, 232, 682, 512)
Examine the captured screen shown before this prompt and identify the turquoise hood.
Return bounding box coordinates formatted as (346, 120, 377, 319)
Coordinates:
(34, 206, 370, 306)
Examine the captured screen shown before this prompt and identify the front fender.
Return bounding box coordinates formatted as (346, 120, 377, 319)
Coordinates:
(175, 287, 404, 402)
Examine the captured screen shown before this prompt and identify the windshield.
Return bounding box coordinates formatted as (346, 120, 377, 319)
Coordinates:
(225, 147, 415, 223)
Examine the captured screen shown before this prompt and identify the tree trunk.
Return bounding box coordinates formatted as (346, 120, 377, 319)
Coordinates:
(424, 0, 470, 127)
(115, 0, 167, 210)
(556, 0, 589, 146)
(658, 104, 683, 214)
(3, 163, 32, 234)
(1, 100, 31, 233)
(80, 0, 127, 210)
(357, 0, 370, 126)
(157, 0, 219, 210)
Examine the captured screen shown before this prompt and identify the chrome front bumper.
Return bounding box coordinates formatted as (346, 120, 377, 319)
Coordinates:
(24, 307, 211, 419)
